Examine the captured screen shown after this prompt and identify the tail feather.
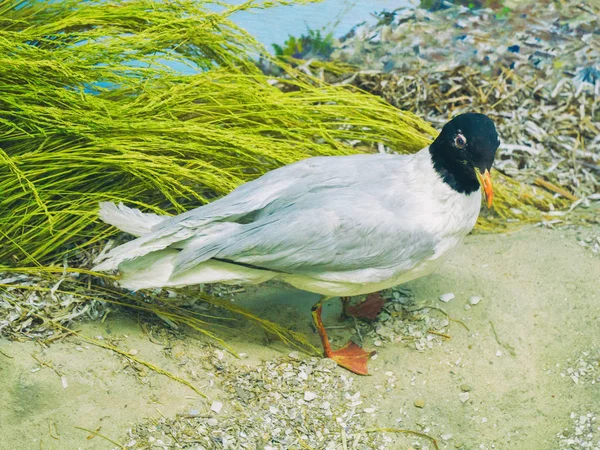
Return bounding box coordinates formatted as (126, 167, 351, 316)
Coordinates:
(93, 202, 240, 274)
(93, 202, 186, 272)
(117, 249, 276, 290)
(98, 202, 167, 237)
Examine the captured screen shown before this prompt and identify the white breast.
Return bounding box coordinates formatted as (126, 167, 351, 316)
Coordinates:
(281, 148, 483, 297)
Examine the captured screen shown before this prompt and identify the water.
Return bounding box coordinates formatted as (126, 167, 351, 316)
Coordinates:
(224, 0, 412, 50)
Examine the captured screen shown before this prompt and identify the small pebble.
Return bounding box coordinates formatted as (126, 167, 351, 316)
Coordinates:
(207, 418, 218, 427)
(414, 399, 425, 408)
(460, 384, 472, 392)
(469, 296, 482, 305)
(128, 349, 138, 356)
(459, 392, 470, 403)
(304, 391, 317, 402)
(210, 401, 223, 414)
(439, 293, 455, 303)
(441, 433, 453, 441)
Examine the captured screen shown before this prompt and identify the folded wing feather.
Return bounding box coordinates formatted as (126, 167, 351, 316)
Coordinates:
(93, 154, 418, 279)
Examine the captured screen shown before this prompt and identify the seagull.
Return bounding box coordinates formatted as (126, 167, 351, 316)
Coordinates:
(93, 112, 499, 375)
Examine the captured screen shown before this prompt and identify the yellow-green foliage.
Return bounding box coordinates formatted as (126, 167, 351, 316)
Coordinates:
(0, 0, 436, 266)
(0, 0, 566, 269)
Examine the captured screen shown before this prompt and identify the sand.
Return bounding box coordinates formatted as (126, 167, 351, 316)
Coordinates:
(1, 226, 599, 449)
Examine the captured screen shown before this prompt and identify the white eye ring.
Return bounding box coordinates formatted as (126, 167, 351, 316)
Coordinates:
(454, 133, 467, 148)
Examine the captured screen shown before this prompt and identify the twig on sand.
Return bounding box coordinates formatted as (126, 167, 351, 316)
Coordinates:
(489, 321, 517, 357)
(449, 317, 470, 332)
(365, 427, 439, 450)
(31, 353, 63, 378)
(48, 422, 60, 440)
(427, 329, 451, 339)
(74, 426, 124, 450)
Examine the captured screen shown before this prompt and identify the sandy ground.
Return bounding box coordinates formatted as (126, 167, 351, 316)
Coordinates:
(1, 226, 599, 450)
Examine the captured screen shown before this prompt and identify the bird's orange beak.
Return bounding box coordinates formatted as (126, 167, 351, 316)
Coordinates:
(476, 168, 493, 208)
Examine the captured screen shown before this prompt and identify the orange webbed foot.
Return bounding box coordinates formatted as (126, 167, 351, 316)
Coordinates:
(343, 292, 386, 321)
(312, 297, 375, 376)
(327, 341, 375, 376)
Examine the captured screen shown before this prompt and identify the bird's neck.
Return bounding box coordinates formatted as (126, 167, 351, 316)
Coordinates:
(428, 143, 480, 195)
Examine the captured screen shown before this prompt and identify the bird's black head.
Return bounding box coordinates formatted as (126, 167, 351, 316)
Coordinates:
(429, 113, 500, 206)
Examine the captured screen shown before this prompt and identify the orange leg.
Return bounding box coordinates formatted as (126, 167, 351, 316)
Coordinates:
(342, 292, 386, 321)
(311, 296, 375, 375)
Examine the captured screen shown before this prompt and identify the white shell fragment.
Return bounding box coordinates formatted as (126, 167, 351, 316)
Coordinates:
(304, 391, 317, 402)
(210, 401, 223, 414)
(469, 296, 482, 305)
(439, 293, 455, 303)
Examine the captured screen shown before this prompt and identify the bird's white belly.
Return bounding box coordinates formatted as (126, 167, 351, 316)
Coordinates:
(280, 237, 463, 297)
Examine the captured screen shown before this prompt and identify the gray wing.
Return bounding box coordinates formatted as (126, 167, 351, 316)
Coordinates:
(96, 153, 417, 271)
(154, 153, 404, 231)
(172, 188, 436, 279)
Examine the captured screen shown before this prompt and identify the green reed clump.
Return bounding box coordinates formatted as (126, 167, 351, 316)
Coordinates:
(0, 0, 435, 266)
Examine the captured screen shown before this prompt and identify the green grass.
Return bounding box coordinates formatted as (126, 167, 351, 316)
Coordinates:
(0, 0, 434, 266)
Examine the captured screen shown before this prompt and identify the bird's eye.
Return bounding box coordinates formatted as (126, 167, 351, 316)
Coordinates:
(454, 133, 467, 148)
